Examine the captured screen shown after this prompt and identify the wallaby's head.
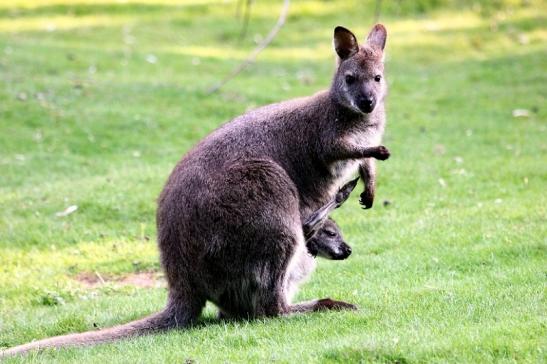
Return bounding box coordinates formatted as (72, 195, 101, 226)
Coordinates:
(331, 24, 387, 114)
(307, 218, 352, 260)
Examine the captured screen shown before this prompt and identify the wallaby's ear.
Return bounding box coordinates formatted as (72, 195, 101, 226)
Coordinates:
(366, 24, 387, 51)
(333, 26, 359, 60)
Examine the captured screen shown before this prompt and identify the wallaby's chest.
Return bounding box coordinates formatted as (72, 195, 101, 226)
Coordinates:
(329, 125, 382, 191)
(331, 159, 360, 191)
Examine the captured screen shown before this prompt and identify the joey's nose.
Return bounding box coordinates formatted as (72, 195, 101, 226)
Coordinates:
(343, 245, 352, 257)
(333, 243, 352, 260)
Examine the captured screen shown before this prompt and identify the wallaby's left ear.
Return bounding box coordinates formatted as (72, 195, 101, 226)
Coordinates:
(366, 24, 387, 51)
(334, 26, 359, 60)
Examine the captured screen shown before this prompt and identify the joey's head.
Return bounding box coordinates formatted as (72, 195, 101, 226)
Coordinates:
(307, 218, 352, 260)
(331, 24, 387, 115)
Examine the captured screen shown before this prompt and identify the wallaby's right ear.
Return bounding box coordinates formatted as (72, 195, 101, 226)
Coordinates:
(366, 24, 387, 51)
(333, 26, 359, 60)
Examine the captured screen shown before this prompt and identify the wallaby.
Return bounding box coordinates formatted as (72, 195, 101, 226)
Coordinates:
(306, 218, 352, 260)
(1, 24, 389, 356)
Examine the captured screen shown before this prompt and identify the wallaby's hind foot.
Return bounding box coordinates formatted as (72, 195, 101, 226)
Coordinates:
(289, 298, 358, 314)
(315, 298, 358, 311)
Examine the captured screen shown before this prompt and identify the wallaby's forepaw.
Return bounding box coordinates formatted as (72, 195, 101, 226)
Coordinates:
(359, 190, 374, 209)
(315, 298, 358, 311)
(372, 145, 390, 160)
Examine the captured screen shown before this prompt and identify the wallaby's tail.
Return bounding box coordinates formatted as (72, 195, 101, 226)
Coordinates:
(1, 307, 180, 357)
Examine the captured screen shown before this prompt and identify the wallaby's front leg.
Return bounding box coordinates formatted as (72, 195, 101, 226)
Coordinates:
(359, 159, 376, 209)
(327, 144, 390, 162)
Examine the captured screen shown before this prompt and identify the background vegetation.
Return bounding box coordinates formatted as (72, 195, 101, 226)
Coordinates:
(0, 0, 545, 362)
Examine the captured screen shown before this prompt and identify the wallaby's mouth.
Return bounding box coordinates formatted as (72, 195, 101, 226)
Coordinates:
(308, 240, 352, 260)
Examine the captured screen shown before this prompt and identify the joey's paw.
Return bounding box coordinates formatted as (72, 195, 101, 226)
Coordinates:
(373, 146, 390, 160)
(316, 298, 358, 311)
(359, 191, 374, 209)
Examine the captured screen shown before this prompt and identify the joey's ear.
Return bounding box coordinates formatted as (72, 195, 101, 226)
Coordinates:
(335, 176, 359, 206)
(333, 26, 359, 60)
(366, 24, 387, 51)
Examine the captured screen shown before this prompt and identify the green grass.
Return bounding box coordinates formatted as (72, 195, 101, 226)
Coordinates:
(0, 0, 546, 362)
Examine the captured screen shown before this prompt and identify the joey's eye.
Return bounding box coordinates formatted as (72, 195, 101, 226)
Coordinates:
(324, 230, 336, 237)
(345, 74, 356, 84)
(374, 75, 382, 82)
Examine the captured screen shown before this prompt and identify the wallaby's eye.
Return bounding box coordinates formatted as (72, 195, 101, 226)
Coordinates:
(324, 230, 336, 237)
(345, 74, 356, 85)
(374, 75, 382, 82)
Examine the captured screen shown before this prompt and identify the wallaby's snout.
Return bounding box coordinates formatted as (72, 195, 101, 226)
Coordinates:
(333, 241, 352, 260)
(357, 90, 376, 114)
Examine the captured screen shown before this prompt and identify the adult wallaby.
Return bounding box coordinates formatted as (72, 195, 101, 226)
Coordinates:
(1, 24, 389, 356)
(154, 24, 389, 320)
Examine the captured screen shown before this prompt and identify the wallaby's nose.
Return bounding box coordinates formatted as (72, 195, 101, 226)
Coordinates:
(357, 96, 376, 113)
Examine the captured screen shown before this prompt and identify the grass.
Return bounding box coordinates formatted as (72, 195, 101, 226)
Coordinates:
(0, 0, 546, 362)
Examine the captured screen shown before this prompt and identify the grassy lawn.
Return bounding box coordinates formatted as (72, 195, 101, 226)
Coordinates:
(0, 0, 545, 362)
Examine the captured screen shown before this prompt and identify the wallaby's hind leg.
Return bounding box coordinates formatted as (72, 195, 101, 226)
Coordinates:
(207, 159, 356, 319)
(156, 223, 207, 326)
(214, 222, 304, 319)
(163, 289, 206, 328)
(220, 242, 357, 319)
(203, 159, 301, 319)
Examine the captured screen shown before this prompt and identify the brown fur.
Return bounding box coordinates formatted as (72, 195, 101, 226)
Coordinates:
(1, 24, 390, 357)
